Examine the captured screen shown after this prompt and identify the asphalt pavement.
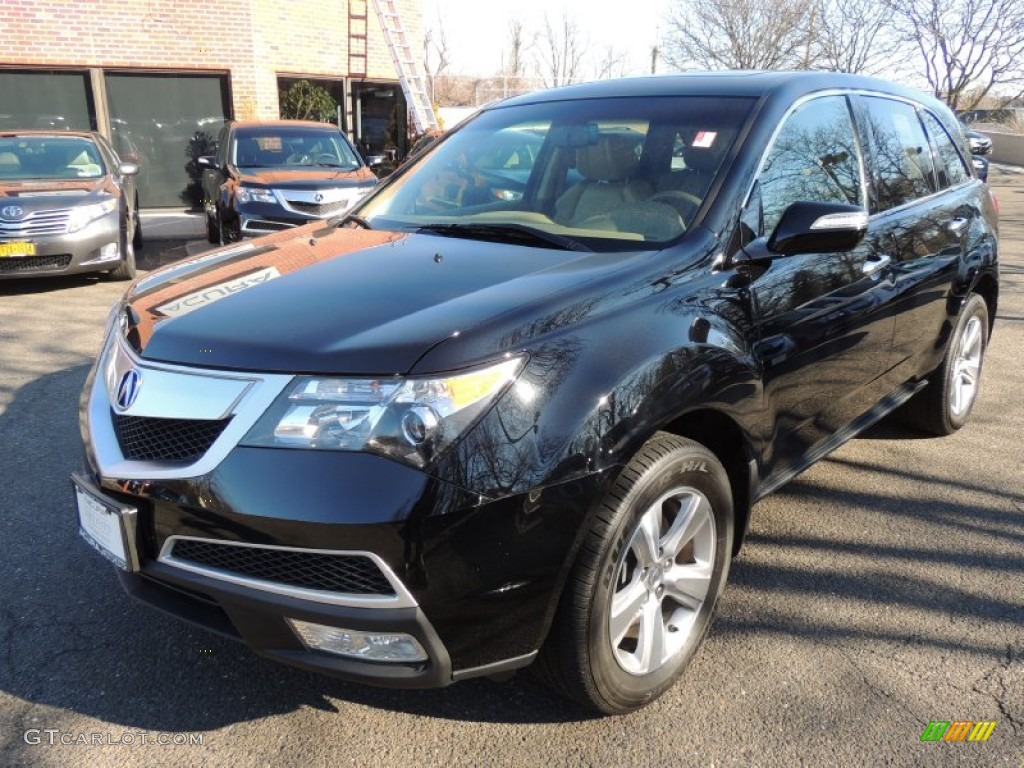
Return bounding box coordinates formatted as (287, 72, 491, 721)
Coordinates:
(0, 169, 1021, 767)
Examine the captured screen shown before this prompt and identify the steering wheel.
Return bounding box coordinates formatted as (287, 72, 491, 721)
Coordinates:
(648, 191, 702, 224)
(313, 153, 338, 164)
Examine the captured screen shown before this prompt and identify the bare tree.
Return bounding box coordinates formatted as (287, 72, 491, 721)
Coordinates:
(663, 0, 816, 71)
(423, 22, 451, 104)
(884, 0, 1024, 111)
(503, 19, 528, 80)
(535, 12, 587, 87)
(593, 46, 629, 80)
(811, 0, 902, 75)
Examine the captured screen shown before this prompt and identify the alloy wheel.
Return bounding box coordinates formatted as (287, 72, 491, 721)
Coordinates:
(608, 487, 716, 676)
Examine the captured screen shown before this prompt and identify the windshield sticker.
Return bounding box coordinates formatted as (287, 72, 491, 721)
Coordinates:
(155, 266, 281, 318)
(692, 131, 717, 148)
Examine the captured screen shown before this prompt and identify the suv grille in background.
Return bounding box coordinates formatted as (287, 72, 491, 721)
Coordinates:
(168, 539, 396, 596)
(0, 254, 72, 273)
(113, 413, 230, 462)
(284, 199, 348, 217)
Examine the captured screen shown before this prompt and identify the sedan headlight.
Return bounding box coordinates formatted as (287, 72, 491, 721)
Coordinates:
(68, 198, 118, 233)
(236, 186, 276, 204)
(241, 357, 523, 468)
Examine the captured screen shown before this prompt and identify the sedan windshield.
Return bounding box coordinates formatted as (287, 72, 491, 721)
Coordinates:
(358, 96, 754, 251)
(0, 136, 106, 180)
(233, 128, 362, 170)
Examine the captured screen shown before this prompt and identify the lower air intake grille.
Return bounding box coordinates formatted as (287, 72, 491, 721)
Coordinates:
(0, 254, 72, 273)
(113, 413, 230, 462)
(169, 539, 395, 596)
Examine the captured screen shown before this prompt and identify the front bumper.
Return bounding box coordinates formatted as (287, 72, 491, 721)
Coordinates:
(78, 333, 600, 685)
(0, 212, 121, 279)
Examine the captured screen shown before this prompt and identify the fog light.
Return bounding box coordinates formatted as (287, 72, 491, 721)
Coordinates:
(98, 242, 119, 261)
(286, 619, 428, 662)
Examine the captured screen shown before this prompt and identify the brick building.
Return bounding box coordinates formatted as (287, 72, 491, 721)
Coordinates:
(0, 0, 425, 208)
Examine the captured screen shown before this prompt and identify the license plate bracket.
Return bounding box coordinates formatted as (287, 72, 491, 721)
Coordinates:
(72, 473, 140, 572)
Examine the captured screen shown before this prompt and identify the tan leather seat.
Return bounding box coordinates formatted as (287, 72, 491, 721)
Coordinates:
(555, 135, 652, 227)
(0, 151, 21, 174)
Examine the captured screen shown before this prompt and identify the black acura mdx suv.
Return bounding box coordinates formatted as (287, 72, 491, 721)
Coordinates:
(75, 72, 998, 714)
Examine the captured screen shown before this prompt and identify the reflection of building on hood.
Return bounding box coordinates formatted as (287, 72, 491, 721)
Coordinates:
(127, 228, 403, 348)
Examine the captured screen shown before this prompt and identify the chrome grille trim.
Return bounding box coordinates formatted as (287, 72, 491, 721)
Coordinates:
(0, 208, 72, 236)
(158, 536, 418, 608)
(282, 199, 348, 217)
(86, 332, 293, 480)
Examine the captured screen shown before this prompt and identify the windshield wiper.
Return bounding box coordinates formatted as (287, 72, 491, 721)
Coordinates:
(336, 213, 372, 229)
(416, 223, 590, 251)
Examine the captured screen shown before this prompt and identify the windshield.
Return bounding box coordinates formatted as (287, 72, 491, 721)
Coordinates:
(233, 127, 362, 170)
(358, 96, 754, 251)
(0, 136, 106, 180)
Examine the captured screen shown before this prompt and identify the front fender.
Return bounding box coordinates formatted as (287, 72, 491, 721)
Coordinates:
(434, 282, 762, 499)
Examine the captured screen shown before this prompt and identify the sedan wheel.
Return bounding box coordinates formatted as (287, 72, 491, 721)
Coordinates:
(537, 433, 733, 714)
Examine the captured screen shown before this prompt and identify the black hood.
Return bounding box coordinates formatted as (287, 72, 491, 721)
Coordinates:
(124, 225, 660, 375)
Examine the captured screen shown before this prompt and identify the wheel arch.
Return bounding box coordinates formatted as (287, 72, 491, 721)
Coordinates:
(658, 408, 757, 556)
(970, 270, 998, 338)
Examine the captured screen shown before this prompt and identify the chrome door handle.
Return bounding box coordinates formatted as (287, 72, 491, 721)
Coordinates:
(949, 216, 969, 234)
(862, 253, 891, 276)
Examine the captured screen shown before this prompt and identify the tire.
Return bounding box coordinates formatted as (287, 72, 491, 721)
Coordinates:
(132, 196, 144, 251)
(900, 293, 988, 435)
(537, 433, 734, 714)
(217, 208, 241, 245)
(206, 211, 220, 244)
(107, 214, 137, 281)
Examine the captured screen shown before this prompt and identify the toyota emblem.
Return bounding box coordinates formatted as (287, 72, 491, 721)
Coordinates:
(1, 205, 24, 219)
(314, 193, 324, 203)
(115, 369, 142, 411)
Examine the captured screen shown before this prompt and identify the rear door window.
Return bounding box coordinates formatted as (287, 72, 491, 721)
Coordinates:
(860, 97, 936, 211)
(921, 111, 970, 189)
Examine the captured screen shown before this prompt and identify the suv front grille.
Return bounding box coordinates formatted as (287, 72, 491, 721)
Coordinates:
(113, 413, 230, 462)
(168, 539, 396, 596)
(284, 199, 348, 217)
(0, 254, 72, 273)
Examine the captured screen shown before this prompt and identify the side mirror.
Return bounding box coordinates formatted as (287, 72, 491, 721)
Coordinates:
(972, 155, 989, 182)
(197, 155, 216, 169)
(767, 201, 868, 256)
(118, 162, 139, 176)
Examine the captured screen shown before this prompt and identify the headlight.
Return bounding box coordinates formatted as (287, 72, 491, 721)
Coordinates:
(241, 357, 523, 468)
(236, 186, 276, 204)
(68, 199, 118, 233)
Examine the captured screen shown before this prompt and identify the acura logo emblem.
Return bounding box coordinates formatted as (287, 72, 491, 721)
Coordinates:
(115, 369, 142, 411)
(1, 205, 24, 219)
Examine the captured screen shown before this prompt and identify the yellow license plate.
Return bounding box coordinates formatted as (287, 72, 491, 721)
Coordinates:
(0, 241, 35, 258)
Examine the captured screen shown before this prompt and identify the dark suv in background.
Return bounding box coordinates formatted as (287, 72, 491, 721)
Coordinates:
(198, 120, 377, 244)
(76, 72, 997, 714)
